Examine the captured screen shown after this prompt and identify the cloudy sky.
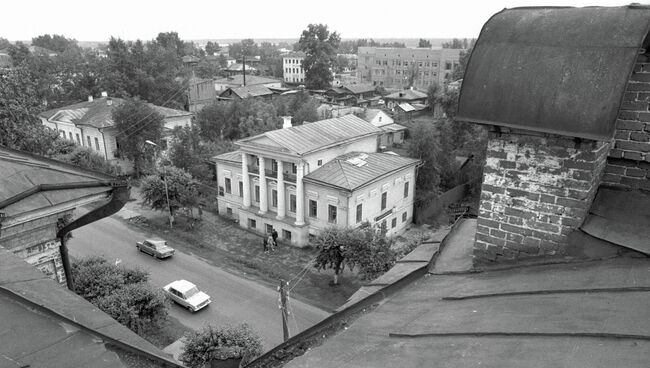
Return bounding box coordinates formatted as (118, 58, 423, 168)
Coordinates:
(1, 0, 634, 41)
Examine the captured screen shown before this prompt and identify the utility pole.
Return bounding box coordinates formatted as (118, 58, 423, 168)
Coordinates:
(242, 53, 246, 86)
(279, 279, 289, 341)
(145, 140, 173, 228)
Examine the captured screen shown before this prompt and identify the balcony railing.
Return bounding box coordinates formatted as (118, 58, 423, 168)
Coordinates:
(247, 166, 297, 182)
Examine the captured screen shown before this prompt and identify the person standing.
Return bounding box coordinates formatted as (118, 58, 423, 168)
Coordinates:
(271, 229, 278, 247)
(267, 234, 276, 252)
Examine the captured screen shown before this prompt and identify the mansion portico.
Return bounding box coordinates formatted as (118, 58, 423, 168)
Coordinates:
(213, 115, 420, 247)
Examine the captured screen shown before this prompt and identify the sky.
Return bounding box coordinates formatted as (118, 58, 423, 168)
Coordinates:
(0, 0, 635, 42)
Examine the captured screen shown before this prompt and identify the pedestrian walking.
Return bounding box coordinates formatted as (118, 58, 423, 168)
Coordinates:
(267, 235, 276, 252)
(263, 237, 269, 253)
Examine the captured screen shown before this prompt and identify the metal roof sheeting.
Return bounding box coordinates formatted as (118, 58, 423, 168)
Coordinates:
(456, 6, 650, 141)
(304, 152, 420, 191)
(238, 115, 382, 156)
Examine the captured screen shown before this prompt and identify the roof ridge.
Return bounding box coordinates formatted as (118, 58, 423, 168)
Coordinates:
(337, 158, 352, 190)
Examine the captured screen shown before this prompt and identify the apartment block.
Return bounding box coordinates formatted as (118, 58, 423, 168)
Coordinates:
(357, 47, 462, 89)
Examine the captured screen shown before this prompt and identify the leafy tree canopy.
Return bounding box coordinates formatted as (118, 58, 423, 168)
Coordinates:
(141, 165, 199, 214)
(0, 37, 11, 49)
(0, 67, 58, 154)
(297, 24, 341, 89)
(418, 38, 432, 48)
(31, 34, 80, 53)
(112, 98, 164, 176)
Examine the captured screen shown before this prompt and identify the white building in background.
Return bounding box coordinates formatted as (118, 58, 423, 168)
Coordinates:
(39, 94, 193, 173)
(283, 52, 306, 84)
(212, 114, 420, 247)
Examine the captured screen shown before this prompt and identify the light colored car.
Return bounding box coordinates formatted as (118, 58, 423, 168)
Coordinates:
(163, 280, 211, 312)
(136, 239, 175, 259)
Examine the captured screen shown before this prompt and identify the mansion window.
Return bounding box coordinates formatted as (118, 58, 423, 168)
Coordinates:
(283, 230, 292, 241)
(239, 181, 243, 197)
(225, 178, 231, 194)
(309, 200, 318, 218)
(402, 212, 407, 222)
(356, 204, 362, 223)
(254, 186, 260, 202)
(291, 163, 297, 174)
(381, 192, 387, 211)
(328, 205, 337, 224)
(94, 137, 100, 151)
(271, 159, 278, 173)
(392, 218, 397, 228)
(404, 182, 409, 198)
(248, 219, 256, 228)
(272, 190, 278, 207)
(290, 194, 297, 212)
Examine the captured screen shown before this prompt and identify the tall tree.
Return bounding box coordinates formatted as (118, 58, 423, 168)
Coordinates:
(297, 24, 340, 89)
(31, 34, 80, 53)
(0, 67, 57, 154)
(0, 37, 11, 49)
(141, 165, 199, 216)
(112, 99, 164, 176)
(205, 41, 220, 55)
(418, 38, 432, 48)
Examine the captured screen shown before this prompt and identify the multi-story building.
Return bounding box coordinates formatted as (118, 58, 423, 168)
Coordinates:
(213, 115, 420, 247)
(283, 52, 306, 84)
(357, 47, 462, 90)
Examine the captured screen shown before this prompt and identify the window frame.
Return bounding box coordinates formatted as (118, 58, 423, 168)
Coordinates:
(356, 203, 362, 223)
(225, 178, 232, 194)
(309, 199, 318, 218)
(381, 192, 387, 211)
(328, 204, 337, 224)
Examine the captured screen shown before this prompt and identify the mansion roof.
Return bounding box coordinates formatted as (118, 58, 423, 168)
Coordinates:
(304, 152, 420, 191)
(237, 114, 382, 156)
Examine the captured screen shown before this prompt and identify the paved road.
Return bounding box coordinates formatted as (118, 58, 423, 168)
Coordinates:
(68, 215, 329, 349)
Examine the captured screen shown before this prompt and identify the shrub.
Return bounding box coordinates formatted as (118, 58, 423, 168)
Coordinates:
(179, 324, 263, 368)
(96, 283, 169, 333)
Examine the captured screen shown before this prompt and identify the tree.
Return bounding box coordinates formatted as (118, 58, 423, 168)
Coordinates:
(31, 34, 80, 53)
(52, 145, 118, 175)
(205, 41, 220, 55)
(427, 83, 442, 114)
(112, 98, 164, 176)
(0, 67, 58, 154)
(450, 39, 476, 81)
(313, 223, 396, 284)
(0, 37, 11, 49)
(140, 166, 199, 216)
(418, 38, 432, 48)
(297, 24, 341, 89)
(407, 122, 444, 194)
(180, 324, 263, 368)
(71, 256, 149, 303)
(7, 42, 31, 65)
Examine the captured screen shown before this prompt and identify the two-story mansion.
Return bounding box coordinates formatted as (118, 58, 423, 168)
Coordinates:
(213, 115, 420, 247)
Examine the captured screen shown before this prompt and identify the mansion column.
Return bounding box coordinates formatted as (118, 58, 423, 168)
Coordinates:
(276, 160, 285, 219)
(241, 152, 251, 208)
(295, 162, 305, 226)
(259, 155, 268, 214)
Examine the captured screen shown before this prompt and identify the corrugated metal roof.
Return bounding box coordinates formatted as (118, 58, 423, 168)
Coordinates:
(456, 6, 650, 141)
(344, 83, 375, 95)
(385, 89, 427, 101)
(40, 97, 191, 129)
(304, 152, 420, 191)
(220, 85, 274, 99)
(238, 115, 382, 156)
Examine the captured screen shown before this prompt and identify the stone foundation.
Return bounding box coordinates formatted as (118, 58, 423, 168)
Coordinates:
(473, 130, 609, 265)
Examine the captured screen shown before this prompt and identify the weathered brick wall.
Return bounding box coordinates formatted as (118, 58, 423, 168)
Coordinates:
(474, 130, 609, 264)
(0, 211, 71, 284)
(602, 57, 650, 190)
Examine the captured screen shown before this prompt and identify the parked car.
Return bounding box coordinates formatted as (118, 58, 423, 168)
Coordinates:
(136, 239, 175, 259)
(163, 280, 211, 312)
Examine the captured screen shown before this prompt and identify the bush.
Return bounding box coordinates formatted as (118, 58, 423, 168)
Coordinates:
(71, 256, 168, 334)
(179, 324, 263, 368)
(96, 283, 169, 333)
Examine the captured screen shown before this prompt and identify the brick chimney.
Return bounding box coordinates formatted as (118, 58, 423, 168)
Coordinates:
(282, 116, 292, 129)
(474, 130, 609, 265)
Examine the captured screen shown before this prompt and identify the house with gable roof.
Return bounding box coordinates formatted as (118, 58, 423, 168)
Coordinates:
(362, 108, 407, 147)
(212, 114, 420, 246)
(39, 95, 193, 173)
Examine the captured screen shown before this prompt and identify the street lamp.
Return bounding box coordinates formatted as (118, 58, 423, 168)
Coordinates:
(145, 140, 173, 228)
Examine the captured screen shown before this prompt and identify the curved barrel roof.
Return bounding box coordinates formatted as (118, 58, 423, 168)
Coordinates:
(457, 6, 650, 141)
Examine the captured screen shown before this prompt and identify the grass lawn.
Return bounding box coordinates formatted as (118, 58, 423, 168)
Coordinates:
(124, 211, 362, 312)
